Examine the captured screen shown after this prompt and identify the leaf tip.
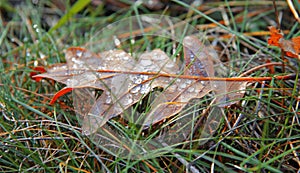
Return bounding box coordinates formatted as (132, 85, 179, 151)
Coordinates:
(30, 66, 47, 82)
(49, 87, 73, 105)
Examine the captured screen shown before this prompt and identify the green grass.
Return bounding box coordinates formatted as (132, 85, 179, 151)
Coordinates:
(0, 0, 299, 172)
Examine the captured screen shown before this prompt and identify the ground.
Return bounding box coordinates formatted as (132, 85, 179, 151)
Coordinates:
(0, 0, 299, 172)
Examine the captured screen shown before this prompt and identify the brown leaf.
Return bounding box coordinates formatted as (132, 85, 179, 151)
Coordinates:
(268, 26, 300, 60)
(33, 36, 247, 135)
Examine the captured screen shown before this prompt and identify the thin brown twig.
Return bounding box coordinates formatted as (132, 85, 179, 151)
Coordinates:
(239, 62, 282, 77)
(33, 67, 295, 82)
(92, 69, 296, 82)
(273, 0, 281, 28)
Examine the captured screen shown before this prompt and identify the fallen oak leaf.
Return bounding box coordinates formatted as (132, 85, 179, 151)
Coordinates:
(33, 36, 247, 135)
(268, 26, 300, 60)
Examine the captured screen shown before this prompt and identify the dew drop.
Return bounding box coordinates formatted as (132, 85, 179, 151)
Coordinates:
(72, 64, 78, 69)
(141, 75, 149, 80)
(180, 83, 187, 89)
(131, 86, 140, 94)
(140, 84, 150, 94)
(106, 97, 111, 104)
(71, 57, 84, 68)
(23, 37, 29, 42)
(26, 51, 31, 57)
(124, 94, 133, 105)
(189, 54, 194, 60)
(123, 56, 129, 60)
(97, 66, 103, 70)
(185, 80, 192, 85)
(66, 78, 78, 86)
(76, 50, 83, 57)
(188, 87, 195, 92)
(130, 39, 135, 44)
(114, 36, 121, 47)
(127, 98, 133, 105)
(40, 53, 46, 59)
(135, 78, 142, 84)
